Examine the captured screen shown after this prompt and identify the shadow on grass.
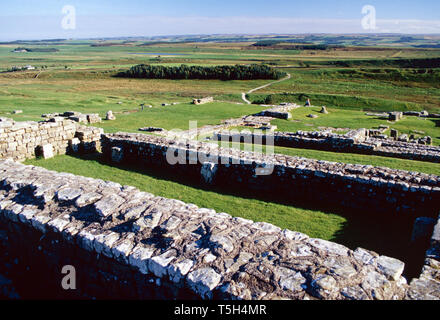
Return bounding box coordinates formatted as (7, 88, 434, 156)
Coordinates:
(64, 152, 428, 279)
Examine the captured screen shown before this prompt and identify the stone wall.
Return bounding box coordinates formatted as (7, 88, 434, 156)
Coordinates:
(214, 129, 440, 163)
(0, 117, 103, 161)
(192, 97, 214, 105)
(252, 103, 301, 120)
(101, 133, 440, 217)
(0, 160, 411, 299)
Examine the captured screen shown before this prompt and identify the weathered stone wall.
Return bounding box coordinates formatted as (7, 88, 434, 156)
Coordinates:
(102, 133, 440, 217)
(0, 160, 411, 299)
(252, 103, 301, 120)
(0, 118, 103, 161)
(0, 117, 77, 161)
(214, 129, 440, 163)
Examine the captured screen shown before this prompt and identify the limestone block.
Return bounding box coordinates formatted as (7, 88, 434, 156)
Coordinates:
(94, 193, 125, 217)
(30, 213, 51, 233)
(308, 238, 350, 256)
(105, 111, 116, 121)
(148, 250, 176, 278)
(17, 207, 38, 225)
(209, 234, 234, 253)
(353, 247, 377, 265)
(47, 217, 70, 233)
(56, 187, 82, 202)
(112, 239, 134, 263)
(3, 203, 23, 222)
(187, 268, 222, 299)
(277, 267, 307, 292)
(75, 192, 102, 208)
(377, 255, 405, 281)
(161, 216, 182, 231)
(77, 228, 98, 252)
(95, 232, 120, 257)
(128, 245, 156, 274)
(311, 275, 337, 298)
(168, 259, 194, 283)
(37, 144, 54, 159)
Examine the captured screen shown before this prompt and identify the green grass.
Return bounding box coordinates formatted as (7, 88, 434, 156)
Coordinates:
(95, 102, 266, 133)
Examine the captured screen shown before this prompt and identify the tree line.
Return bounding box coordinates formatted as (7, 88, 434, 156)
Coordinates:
(116, 64, 287, 80)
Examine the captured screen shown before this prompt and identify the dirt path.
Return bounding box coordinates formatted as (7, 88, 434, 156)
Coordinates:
(241, 73, 291, 104)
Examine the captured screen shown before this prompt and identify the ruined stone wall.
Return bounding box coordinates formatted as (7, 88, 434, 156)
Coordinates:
(102, 133, 440, 217)
(214, 129, 440, 163)
(0, 118, 103, 161)
(252, 103, 301, 120)
(192, 97, 214, 105)
(0, 117, 77, 161)
(0, 160, 411, 299)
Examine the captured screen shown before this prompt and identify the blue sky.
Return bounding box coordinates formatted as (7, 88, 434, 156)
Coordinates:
(1, 0, 439, 40)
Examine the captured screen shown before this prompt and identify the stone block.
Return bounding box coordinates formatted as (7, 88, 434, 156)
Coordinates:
(187, 268, 222, 299)
(377, 255, 405, 281)
(37, 144, 54, 159)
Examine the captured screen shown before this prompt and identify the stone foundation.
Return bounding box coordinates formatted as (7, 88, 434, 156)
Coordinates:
(0, 117, 103, 161)
(214, 129, 440, 163)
